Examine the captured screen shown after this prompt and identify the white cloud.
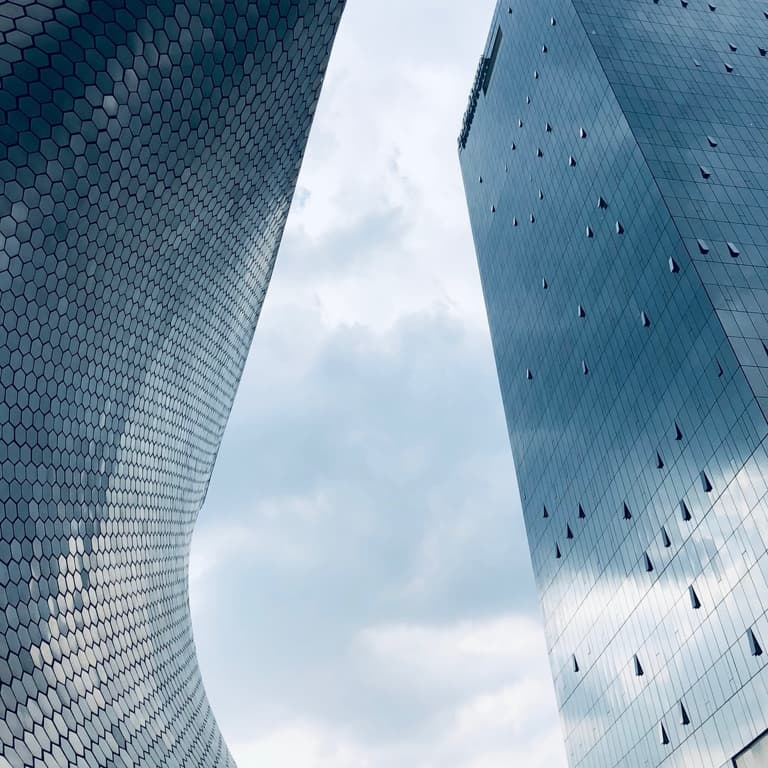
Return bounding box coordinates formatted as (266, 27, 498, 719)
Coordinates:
(357, 615, 549, 693)
(230, 724, 371, 768)
(189, 1, 568, 766)
(228, 616, 567, 768)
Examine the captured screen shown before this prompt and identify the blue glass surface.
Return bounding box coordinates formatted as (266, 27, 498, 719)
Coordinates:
(0, 1, 344, 765)
(460, 2, 768, 767)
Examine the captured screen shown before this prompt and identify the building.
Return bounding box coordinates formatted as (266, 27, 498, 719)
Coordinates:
(0, 1, 344, 766)
(459, 2, 768, 767)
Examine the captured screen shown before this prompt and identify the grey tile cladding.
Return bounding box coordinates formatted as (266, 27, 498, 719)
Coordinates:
(0, 1, 344, 766)
(459, 2, 768, 768)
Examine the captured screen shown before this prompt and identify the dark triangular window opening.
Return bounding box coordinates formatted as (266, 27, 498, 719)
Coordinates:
(675, 422, 683, 441)
(680, 500, 692, 521)
(572, 654, 579, 672)
(748, 628, 763, 657)
(644, 552, 654, 573)
(555, 544, 561, 559)
(656, 452, 664, 469)
(716, 359, 724, 377)
(662, 527, 672, 548)
(578, 504, 586, 519)
(660, 722, 670, 746)
(623, 503, 632, 520)
(633, 655, 644, 676)
(566, 524, 573, 540)
(543, 505, 549, 519)
(680, 701, 690, 726)
(700, 471, 712, 493)
(689, 585, 701, 610)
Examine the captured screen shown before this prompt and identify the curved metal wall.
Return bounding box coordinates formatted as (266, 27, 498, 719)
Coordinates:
(0, 1, 344, 765)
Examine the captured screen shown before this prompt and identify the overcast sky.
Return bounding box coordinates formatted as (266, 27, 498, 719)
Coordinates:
(189, 1, 568, 766)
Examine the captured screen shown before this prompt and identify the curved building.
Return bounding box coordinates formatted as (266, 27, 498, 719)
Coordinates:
(461, 2, 768, 767)
(0, 1, 344, 766)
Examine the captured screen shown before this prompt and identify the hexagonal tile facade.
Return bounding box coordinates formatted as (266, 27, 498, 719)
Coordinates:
(0, 1, 345, 766)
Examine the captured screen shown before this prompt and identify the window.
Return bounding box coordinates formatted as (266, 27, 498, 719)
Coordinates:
(733, 728, 768, 768)
(482, 27, 503, 95)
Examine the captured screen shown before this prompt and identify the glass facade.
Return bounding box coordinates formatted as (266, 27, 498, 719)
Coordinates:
(459, 2, 768, 767)
(0, 1, 344, 766)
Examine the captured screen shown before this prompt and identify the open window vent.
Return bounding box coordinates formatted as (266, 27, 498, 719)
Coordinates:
(680, 702, 690, 726)
(633, 655, 644, 676)
(747, 628, 763, 657)
(661, 527, 672, 548)
(675, 422, 683, 441)
(700, 471, 713, 493)
(656, 453, 664, 470)
(660, 722, 670, 746)
(644, 552, 654, 572)
(578, 504, 586, 519)
(680, 500, 692, 521)
(623, 503, 632, 520)
(689, 585, 702, 610)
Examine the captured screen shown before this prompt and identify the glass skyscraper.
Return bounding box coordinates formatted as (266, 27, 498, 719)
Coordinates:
(460, 2, 768, 767)
(0, 1, 344, 766)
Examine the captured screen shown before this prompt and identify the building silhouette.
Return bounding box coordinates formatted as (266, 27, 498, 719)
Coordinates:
(460, 2, 768, 766)
(0, 1, 344, 765)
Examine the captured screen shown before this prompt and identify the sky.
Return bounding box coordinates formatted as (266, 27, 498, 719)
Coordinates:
(188, 1, 569, 766)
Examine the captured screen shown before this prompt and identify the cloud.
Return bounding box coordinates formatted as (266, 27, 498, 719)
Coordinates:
(226, 616, 567, 768)
(188, 1, 568, 766)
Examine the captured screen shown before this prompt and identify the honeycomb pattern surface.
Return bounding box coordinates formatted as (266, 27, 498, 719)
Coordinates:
(460, 2, 768, 767)
(0, 1, 344, 765)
